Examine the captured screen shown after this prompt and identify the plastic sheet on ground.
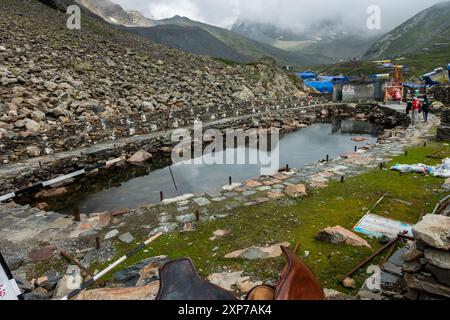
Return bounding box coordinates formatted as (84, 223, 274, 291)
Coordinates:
(391, 158, 450, 178)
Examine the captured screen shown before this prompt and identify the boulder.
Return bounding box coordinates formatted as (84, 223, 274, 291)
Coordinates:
(35, 187, 68, 199)
(244, 180, 262, 188)
(113, 256, 167, 287)
(424, 248, 450, 270)
(351, 137, 368, 142)
(119, 232, 134, 244)
(267, 191, 285, 199)
(23, 288, 52, 300)
(232, 86, 255, 101)
(24, 119, 40, 132)
(29, 245, 57, 262)
(404, 273, 450, 298)
(26, 146, 41, 157)
(402, 243, 424, 262)
(104, 229, 119, 240)
(425, 264, 450, 287)
(317, 226, 371, 248)
(127, 150, 152, 164)
(54, 265, 83, 299)
(284, 184, 307, 198)
(74, 282, 159, 300)
(207, 271, 261, 293)
(225, 242, 290, 260)
(412, 214, 450, 250)
(342, 277, 356, 289)
(324, 288, 354, 300)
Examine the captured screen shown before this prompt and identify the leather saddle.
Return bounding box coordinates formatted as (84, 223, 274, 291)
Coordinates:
(156, 246, 324, 301)
(156, 258, 237, 300)
(246, 246, 325, 300)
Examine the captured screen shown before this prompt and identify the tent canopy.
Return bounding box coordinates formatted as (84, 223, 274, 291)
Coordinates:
(296, 71, 316, 80)
(318, 75, 350, 83)
(304, 80, 334, 93)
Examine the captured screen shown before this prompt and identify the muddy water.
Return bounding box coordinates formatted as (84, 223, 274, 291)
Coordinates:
(40, 120, 381, 214)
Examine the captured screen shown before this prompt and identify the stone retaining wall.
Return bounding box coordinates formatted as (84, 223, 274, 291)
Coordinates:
(403, 211, 450, 300)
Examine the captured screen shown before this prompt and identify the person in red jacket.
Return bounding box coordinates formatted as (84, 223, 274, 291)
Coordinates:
(411, 97, 422, 126)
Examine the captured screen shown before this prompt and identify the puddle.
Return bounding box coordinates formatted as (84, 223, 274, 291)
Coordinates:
(28, 120, 381, 213)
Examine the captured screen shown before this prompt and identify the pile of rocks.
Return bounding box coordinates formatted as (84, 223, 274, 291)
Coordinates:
(437, 109, 450, 141)
(430, 85, 450, 106)
(403, 214, 450, 300)
(0, 1, 307, 165)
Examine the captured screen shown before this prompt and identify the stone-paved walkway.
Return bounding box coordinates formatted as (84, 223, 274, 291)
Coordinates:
(0, 112, 439, 278)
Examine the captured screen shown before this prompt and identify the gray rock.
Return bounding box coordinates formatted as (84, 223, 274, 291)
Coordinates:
(104, 229, 119, 240)
(119, 232, 134, 244)
(425, 264, 450, 287)
(113, 256, 167, 287)
(193, 197, 210, 206)
(54, 265, 83, 299)
(23, 288, 53, 300)
(388, 247, 408, 267)
(6, 257, 23, 271)
(25, 146, 41, 157)
(412, 214, 450, 250)
(404, 273, 450, 298)
(15, 275, 33, 293)
(43, 270, 62, 291)
(176, 213, 196, 223)
(403, 260, 423, 273)
(424, 248, 450, 270)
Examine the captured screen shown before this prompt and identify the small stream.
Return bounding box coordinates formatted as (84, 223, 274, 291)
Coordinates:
(33, 119, 381, 214)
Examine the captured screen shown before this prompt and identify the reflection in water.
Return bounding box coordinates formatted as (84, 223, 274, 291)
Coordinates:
(41, 121, 381, 214)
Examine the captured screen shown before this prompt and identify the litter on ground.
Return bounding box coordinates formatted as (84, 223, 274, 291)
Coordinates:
(391, 158, 450, 178)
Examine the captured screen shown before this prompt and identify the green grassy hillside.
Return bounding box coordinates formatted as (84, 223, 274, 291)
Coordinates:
(365, 1, 450, 59)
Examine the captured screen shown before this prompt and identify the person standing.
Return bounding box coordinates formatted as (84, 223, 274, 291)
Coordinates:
(422, 95, 431, 123)
(411, 97, 421, 126)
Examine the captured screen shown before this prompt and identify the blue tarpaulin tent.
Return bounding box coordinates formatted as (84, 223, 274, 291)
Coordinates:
(448, 64, 450, 83)
(296, 71, 316, 80)
(318, 76, 349, 83)
(304, 80, 334, 93)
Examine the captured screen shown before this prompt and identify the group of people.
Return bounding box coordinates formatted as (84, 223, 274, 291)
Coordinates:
(406, 95, 431, 126)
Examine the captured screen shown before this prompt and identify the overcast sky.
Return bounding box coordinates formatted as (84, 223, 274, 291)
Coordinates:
(113, 0, 446, 33)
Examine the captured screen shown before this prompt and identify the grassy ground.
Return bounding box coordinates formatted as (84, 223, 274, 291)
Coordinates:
(89, 141, 449, 295)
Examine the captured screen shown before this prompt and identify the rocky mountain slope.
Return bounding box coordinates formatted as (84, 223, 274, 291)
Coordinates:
(76, 0, 333, 66)
(128, 25, 251, 63)
(365, 1, 450, 58)
(76, 0, 155, 26)
(0, 0, 307, 165)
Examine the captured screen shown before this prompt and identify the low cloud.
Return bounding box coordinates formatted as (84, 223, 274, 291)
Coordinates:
(114, 0, 445, 33)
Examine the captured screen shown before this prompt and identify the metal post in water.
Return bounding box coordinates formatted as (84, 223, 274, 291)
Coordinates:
(326, 155, 329, 163)
(229, 176, 232, 186)
(160, 191, 164, 202)
(195, 210, 200, 222)
(73, 208, 81, 222)
(354, 146, 358, 152)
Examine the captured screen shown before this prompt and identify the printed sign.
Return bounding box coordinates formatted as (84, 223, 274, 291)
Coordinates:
(354, 214, 413, 239)
(0, 264, 20, 300)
